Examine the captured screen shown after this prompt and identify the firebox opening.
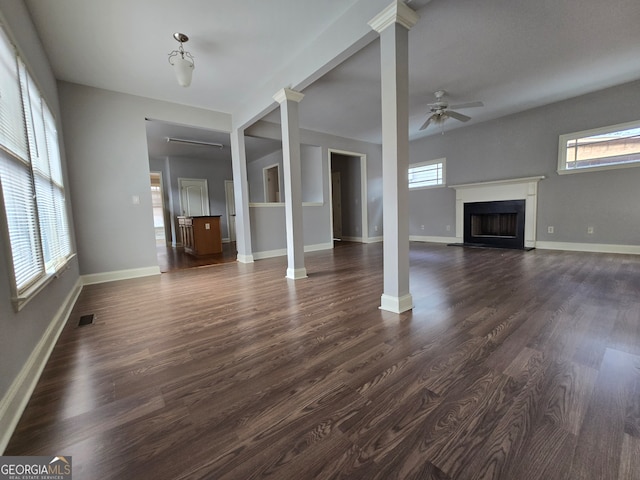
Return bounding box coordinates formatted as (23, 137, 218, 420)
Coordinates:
(463, 200, 526, 249)
(471, 213, 517, 238)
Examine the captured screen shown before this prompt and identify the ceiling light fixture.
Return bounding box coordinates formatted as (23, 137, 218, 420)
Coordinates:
(168, 33, 195, 87)
(166, 137, 223, 149)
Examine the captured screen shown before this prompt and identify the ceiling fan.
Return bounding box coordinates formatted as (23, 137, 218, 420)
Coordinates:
(419, 90, 484, 131)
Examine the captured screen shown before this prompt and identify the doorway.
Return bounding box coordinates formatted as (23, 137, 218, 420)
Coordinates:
(263, 164, 281, 203)
(331, 172, 342, 240)
(225, 180, 236, 242)
(329, 150, 368, 244)
(179, 178, 210, 216)
(150, 172, 167, 246)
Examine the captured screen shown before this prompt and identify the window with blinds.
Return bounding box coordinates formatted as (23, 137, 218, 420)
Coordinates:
(408, 158, 446, 189)
(0, 25, 72, 308)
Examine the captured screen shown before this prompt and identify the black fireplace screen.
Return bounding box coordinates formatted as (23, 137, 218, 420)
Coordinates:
(463, 200, 525, 249)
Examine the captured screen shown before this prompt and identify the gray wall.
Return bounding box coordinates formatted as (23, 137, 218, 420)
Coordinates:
(0, 1, 80, 405)
(331, 153, 362, 238)
(247, 150, 284, 203)
(246, 122, 382, 248)
(58, 82, 232, 275)
(149, 156, 233, 243)
(409, 79, 640, 245)
(247, 144, 324, 204)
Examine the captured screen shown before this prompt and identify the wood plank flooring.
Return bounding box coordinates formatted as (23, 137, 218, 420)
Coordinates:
(5, 242, 640, 479)
(156, 243, 238, 272)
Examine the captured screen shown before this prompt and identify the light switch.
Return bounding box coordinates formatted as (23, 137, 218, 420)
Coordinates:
(132, 195, 140, 205)
(205, 223, 210, 230)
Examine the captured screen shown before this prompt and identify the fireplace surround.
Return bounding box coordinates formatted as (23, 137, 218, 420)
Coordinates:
(451, 176, 544, 249)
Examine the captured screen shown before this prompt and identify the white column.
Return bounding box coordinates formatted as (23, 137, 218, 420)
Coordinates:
(273, 88, 307, 279)
(369, 1, 418, 313)
(230, 128, 254, 263)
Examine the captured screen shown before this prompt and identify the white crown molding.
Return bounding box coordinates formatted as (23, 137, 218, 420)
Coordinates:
(368, 0, 419, 33)
(273, 88, 305, 104)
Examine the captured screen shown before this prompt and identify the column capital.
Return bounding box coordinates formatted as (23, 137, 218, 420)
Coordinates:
(368, 0, 419, 33)
(273, 88, 305, 104)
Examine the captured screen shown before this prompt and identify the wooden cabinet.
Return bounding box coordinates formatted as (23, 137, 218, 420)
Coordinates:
(178, 216, 222, 256)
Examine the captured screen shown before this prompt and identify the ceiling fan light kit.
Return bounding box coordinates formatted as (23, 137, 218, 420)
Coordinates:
(168, 32, 195, 87)
(419, 90, 484, 132)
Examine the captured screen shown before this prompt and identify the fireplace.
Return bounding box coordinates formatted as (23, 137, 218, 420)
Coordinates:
(451, 176, 544, 249)
(463, 200, 525, 249)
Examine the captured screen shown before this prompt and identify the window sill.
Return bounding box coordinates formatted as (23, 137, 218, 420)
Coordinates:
(12, 253, 76, 312)
(409, 184, 446, 191)
(558, 161, 640, 175)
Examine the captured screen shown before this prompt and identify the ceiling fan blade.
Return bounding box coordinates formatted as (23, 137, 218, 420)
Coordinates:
(419, 115, 433, 131)
(447, 101, 484, 110)
(446, 110, 471, 122)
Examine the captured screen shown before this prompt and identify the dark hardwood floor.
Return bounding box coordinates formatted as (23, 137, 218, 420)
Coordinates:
(6, 242, 640, 479)
(156, 242, 238, 272)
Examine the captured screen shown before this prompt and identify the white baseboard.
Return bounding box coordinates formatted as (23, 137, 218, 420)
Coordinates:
(535, 241, 640, 255)
(366, 236, 383, 244)
(380, 293, 414, 314)
(236, 254, 254, 264)
(81, 266, 161, 286)
(409, 235, 458, 244)
(253, 248, 288, 260)
(0, 278, 82, 454)
(286, 267, 308, 280)
(305, 242, 333, 253)
(253, 242, 334, 261)
(341, 236, 363, 242)
(222, 237, 231, 244)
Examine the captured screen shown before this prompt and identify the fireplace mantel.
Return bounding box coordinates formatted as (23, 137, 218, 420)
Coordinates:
(450, 176, 544, 248)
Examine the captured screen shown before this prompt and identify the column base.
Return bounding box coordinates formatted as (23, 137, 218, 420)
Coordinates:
(236, 254, 254, 264)
(380, 293, 414, 313)
(286, 267, 308, 280)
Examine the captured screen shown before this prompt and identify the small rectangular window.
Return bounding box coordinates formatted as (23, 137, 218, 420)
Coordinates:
(408, 158, 445, 189)
(558, 121, 640, 174)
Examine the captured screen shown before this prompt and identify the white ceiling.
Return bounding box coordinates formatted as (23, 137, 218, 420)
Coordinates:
(25, 0, 640, 150)
(145, 119, 281, 163)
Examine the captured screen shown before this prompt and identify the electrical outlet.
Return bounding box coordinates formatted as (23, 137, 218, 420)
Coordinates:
(374, 225, 378, 232)
(446, 225, 451, 232)
(421, 225, 425, 230)
(548, 226, 554, 234)
(587, 226, 594, 234)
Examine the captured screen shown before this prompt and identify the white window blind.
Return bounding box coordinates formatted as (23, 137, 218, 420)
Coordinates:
(0, 28, 28, 160)
(0, 24, 72, 304)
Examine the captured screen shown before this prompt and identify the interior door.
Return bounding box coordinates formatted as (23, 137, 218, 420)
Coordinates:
(332, 172, 342, 240)
(179, 178, 210, 216)
(225, 180, 236, 242)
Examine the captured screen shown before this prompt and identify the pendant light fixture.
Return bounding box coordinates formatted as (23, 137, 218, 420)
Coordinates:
(168, 33, 195, 87)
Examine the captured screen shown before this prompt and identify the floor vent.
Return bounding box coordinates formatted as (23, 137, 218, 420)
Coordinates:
(78, 314, 95, 326)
